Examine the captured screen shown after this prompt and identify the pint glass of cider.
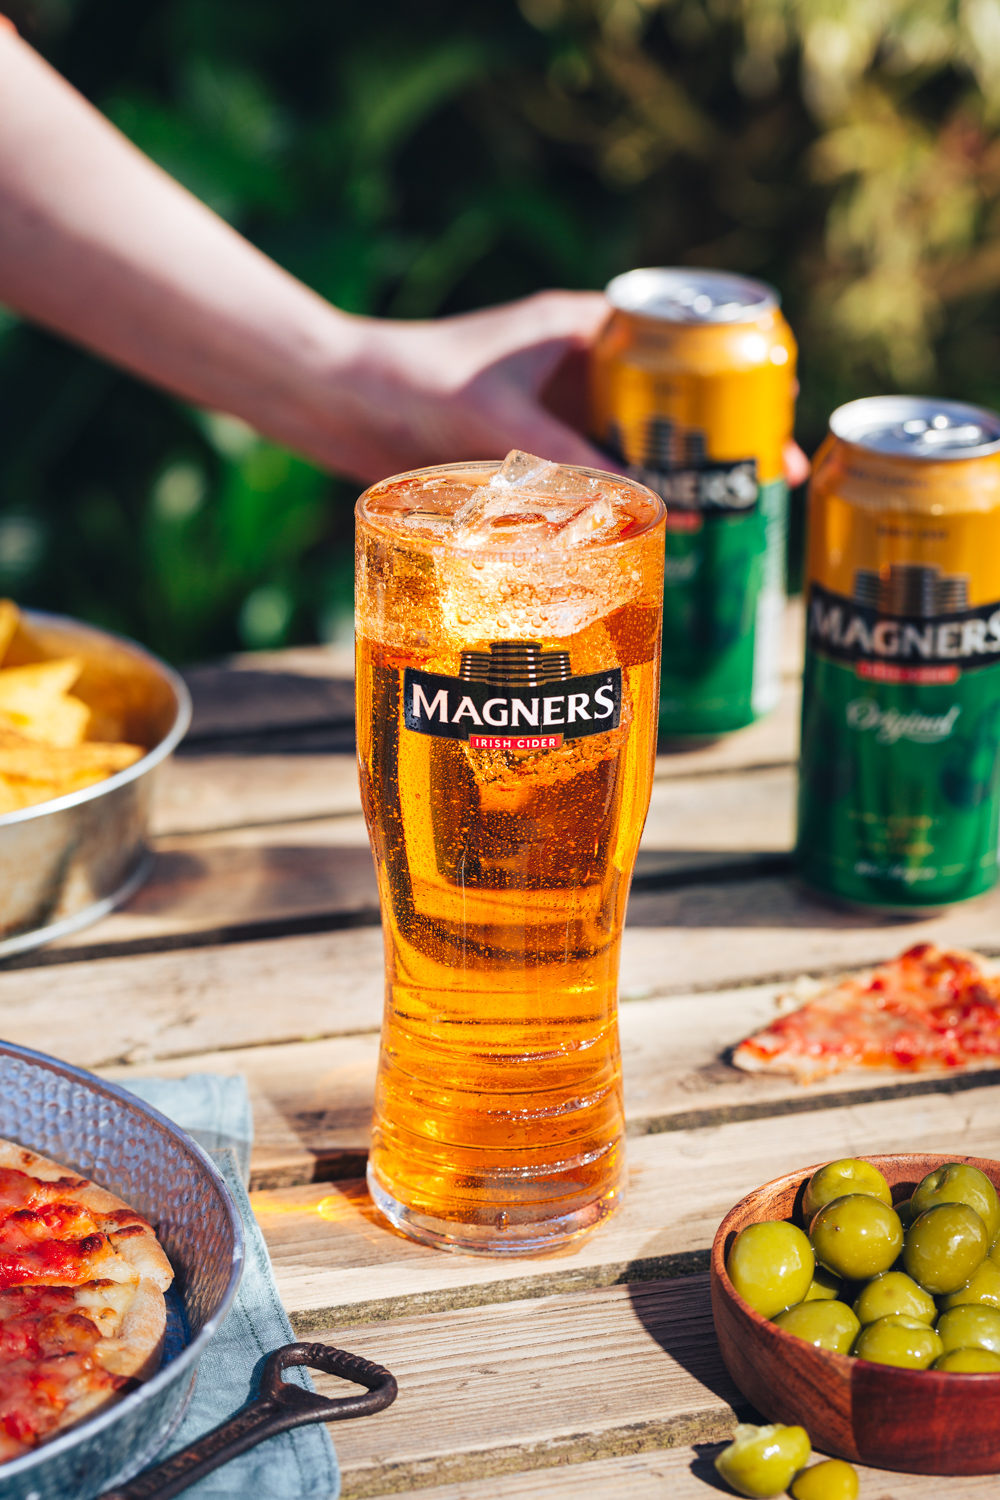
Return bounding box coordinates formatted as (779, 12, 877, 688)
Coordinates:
(356, 451, 665, 1254)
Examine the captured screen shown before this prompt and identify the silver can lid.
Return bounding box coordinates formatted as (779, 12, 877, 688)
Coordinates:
(605, 267, 779, 324)
(830, 396, 1000, 460)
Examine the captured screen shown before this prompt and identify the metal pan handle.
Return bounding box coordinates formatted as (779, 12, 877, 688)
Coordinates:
(98, 1341, 397, 1500)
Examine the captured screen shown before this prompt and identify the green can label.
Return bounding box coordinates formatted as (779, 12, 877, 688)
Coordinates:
(797, 582, 1000, 908)
(658, 478, 788, 737)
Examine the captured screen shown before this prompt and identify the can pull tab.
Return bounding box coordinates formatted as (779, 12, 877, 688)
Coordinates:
(97, 1342, 397, 1500)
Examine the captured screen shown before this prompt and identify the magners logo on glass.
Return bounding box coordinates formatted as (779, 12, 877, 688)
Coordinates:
(404, 640, 622, 750)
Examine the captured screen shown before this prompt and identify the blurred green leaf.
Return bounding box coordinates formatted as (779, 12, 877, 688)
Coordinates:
(4, 0, 1000, 659)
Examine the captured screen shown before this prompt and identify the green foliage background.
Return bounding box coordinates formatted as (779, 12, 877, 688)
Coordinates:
(4, 0, 1000, 661)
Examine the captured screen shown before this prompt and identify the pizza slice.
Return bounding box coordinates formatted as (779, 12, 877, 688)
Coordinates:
(0, 1136, 175, 1463)
(732, 943, 1000, 1084)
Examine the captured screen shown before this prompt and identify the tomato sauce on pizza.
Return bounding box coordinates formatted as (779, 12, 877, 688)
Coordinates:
(733, 944, 1000, 1084)
(0, 1139, 174, 1464)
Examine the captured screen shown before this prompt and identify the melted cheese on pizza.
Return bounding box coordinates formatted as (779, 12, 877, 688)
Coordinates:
(0, 1140, 173, 1463)
(0, 1167, 155, 1290)
(0, 1285, 126, 1461)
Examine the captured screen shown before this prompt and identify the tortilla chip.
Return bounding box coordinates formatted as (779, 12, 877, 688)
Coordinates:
(0, 658, 84, 701)
(0, 774, 21, 814)
(0, 601, 19, 665)
(0, 698, 90, 748)
(0, 728, 143, 778)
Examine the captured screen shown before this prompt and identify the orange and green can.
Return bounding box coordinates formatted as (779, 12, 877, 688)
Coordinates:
(798, 396, 1000, 911)
(590, 267, 797, 738)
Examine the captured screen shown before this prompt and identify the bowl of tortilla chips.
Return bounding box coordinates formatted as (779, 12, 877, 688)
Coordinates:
(0, 602, 190, 955)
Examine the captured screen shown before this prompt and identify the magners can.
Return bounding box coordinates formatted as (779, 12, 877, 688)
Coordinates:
(590, 267, 797, 738)
(797, 395, 1000, 912)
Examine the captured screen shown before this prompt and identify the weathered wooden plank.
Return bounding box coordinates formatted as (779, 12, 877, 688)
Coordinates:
(49, 818, 379, 953)
(310, 1275, 745, 1499)
(0, 754, 803, 957)
(152, 754, 363, 837)
(79, 768, 794, 953)
(182, 659, 353, 741)
(399, 1448, 999, 1499)
(11, 873, 1000, 1064)
(0, 927, 386, 1068)
(154, 753, 796, 853)
(253, 1083, 1000, 1327)
(101, 971, 1000, 1190)
(621, 879, 1000, 994)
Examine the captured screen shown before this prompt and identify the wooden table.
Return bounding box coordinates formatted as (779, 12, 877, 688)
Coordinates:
(6, 602, 1000, 1498)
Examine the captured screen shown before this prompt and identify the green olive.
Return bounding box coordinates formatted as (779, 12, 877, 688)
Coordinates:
(853, 1270, 936, 1325)
(803, 1159, 892, 1219)
(714, 1423, 812, 1498)
(852, 1313, 944, 1369)
(773, 1300, 860, 1354)
(802, 1265, 842, 1302)
(903, 1203, 988, 1295)
(809, 1194, 903, 1280)
(895, 1197, 915, 1230)
(727, 1221, 815, 1319)
(939, 1256, 1000, 1311)
(934, 1347, 1000, 1372)
(790, 1459, 860, 1500)
(936, 1304, 1000, 1354)
(912, 1163, 1000, 1243)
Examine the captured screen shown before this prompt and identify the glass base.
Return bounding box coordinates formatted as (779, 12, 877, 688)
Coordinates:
(367, 1163, 624, 1257)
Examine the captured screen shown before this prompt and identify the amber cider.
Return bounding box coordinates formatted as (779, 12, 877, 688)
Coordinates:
(355, 455, 665, 1253)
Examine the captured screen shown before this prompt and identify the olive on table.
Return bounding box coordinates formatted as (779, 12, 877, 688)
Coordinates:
(939, 1256, 1000, 1311)
(852, 1313, 944, 1369)
(802, 1265, 842, 1302)
(802, 1159, 892, 1220)
(903, 1203, 988, 1295)
(714, 1422, 812, 1499)
(895, 1197, 915, 1229)
(852, 1270, 936, 1326)
(911, 1163, 1000, 1243)
(790, 1458, 859, 1500)
(936, 1304, 1000, 1355)
(809, 1194, 903, 1280)
(772, 1300, 860, 1354)
(727, 1221, 815, 1318)
(934, 1347, 1000, 1372)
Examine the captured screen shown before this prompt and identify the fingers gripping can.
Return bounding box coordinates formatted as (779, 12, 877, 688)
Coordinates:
(590, 268, 797, 738)
(797, 396, 1000, 912)
(356, 453, 665, 1254)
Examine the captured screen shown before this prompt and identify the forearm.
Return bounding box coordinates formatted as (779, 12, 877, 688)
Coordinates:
(0, 28, 381, 468)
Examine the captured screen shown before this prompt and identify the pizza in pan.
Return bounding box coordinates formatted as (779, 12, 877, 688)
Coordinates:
(733, 942, 1000, 1085)
(0, 1136, 174, 1464)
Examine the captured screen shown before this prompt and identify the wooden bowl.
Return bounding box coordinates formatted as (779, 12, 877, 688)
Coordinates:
(711, 1153, 1000, 1475)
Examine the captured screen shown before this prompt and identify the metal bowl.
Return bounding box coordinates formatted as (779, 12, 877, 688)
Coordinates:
(0, 1038, 244, 1500)
(0, 609, 191, 956)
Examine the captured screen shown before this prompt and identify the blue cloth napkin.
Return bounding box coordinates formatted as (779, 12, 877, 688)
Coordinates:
(122, 1074, 340, 1500)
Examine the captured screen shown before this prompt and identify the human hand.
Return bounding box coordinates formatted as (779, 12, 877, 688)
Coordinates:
(314, 290, 615, 482)
(320, 290, 811, 487)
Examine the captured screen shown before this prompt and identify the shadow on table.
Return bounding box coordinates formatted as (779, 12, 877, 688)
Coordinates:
(625, 1273, 760, 1418)
(689, 1442, 738, 1491)
(625, 868, 934, 930)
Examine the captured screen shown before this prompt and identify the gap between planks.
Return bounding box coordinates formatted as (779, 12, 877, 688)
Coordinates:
(101, 967, 1000, 1191)
(308, 1275, 748, 1499)
(245, 1084, 1000, 1330)
(9, 883, 1000, 1072)
(307, 1271, 974, 1499)
(368, 1448, 1000, 1500)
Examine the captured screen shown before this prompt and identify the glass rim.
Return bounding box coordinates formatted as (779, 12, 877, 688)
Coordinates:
(355, 457, 667, 552)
